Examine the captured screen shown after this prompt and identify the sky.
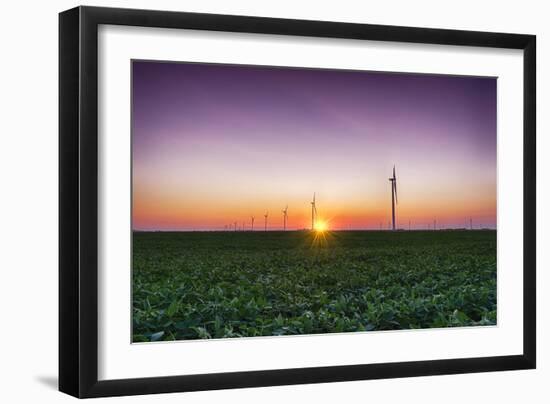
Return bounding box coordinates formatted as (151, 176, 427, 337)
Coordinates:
(132, 61, 497, 231)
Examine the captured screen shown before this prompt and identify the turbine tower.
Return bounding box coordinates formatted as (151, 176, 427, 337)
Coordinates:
(388, 166, 398, 231)
(311, 193, 317, 230)
(251, 216, 255, 231)
(264, 211, 268, 232)
(282, 205, 288, 231)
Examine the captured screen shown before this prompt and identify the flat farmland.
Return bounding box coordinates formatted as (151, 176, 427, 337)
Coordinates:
(132, 230, 496, 342)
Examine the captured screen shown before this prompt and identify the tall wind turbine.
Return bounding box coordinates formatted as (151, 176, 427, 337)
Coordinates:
(264, 211, 268, 232)
(311, 193, 317, 230)
(389, 166, 398, 231)
(282, 205, 288, 231)
(251, 216, 255, 231)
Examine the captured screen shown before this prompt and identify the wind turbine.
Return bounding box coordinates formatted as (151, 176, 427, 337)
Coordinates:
(282, 205, 288, 231)
(311, 193, 317, 230)
(234, 221, 237, 232)
(389, 166, 398, 231)
(251, 216, 255, 231)
(264, 211, 268, 232)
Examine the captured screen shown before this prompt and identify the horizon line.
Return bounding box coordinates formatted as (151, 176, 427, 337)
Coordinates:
(132, 227, 497, 233)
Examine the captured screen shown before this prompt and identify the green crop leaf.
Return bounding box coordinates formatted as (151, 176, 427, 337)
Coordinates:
(166, 299, 180, 317)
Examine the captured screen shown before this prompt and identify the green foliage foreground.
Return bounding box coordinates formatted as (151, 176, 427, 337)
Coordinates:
(133, 230, 496, 342)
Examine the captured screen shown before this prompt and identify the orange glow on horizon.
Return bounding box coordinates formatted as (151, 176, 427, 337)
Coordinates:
(132, 192, 496, 231)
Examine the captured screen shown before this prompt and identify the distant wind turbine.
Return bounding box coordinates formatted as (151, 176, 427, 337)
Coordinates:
(234, 221, 237, 232)
(282, 205, 288, 231)
(264, 211, 268, 232)
(251, 216, 255, 231)
(311, 193, 317, 230)
(388, 165, 398, 231)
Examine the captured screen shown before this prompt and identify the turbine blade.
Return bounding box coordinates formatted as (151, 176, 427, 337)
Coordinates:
(394, 181, 398, 205)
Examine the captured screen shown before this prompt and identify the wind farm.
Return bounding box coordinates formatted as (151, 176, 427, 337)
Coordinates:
(200, 166, 486, 234)
(131, 60, 497, 342)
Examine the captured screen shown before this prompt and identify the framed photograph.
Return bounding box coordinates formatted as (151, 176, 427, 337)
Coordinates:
(59, 6, 536, 398)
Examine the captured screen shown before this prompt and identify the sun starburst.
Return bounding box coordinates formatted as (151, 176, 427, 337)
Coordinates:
(314, 220, 328, 233)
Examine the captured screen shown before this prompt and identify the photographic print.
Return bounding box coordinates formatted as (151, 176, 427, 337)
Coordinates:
(131, 61, 497, 342)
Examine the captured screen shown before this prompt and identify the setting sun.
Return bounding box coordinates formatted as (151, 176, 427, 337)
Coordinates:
(314, 220, 328, 232)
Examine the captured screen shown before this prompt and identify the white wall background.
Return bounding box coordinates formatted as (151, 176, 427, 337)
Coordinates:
(0, 0, 546, 402)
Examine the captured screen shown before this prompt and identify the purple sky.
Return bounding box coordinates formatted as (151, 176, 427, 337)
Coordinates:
(132, 61, 496, 231)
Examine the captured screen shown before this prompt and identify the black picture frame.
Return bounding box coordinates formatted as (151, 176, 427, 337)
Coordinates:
(59, 6, 536, 398)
